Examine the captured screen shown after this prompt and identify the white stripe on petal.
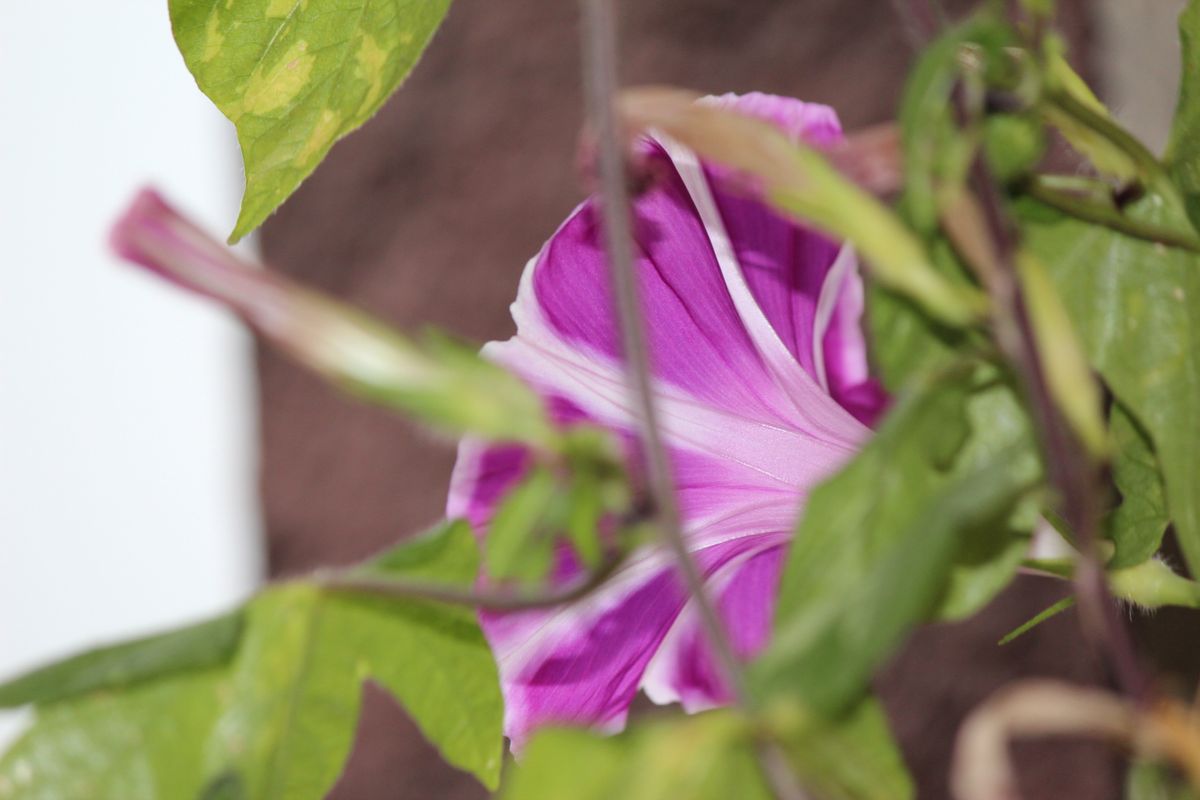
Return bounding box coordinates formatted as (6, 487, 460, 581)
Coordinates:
(652, 132, 868, 446)
(494, 514, 792, 690)
(491, 333, 854, 491)
(446, 437, 487, 520)
(812, 242, 858, 393)
(640, 532, 786, 711)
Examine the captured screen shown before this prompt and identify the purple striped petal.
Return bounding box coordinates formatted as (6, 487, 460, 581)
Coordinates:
(703, 92, 886, 425)
(642, 543, 787, 712)
(480, 520, 792, 748)
(532, 146, 819, 429)
(446, 93, 888, 747)
(703, 92, 844, 149)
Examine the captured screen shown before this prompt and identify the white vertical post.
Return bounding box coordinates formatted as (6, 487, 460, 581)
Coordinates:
(0, 0, 260, 744)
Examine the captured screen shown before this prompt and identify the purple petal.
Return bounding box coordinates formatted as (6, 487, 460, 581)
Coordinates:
(517, 141, 869, 448)
(110, 188, 274, 309)
(484, 529, 789, 750)
(532, 148, 814, 429)
(696, 94, 885, 424)
(703, 92, 844, 148)
(445, 93, 889, 746)
(702, 165, 845, 384)
(642, 543, 786, 712)
(447, 440, 532, 531)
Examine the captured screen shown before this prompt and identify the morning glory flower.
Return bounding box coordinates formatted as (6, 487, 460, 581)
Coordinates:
(447, 93, 888, 748)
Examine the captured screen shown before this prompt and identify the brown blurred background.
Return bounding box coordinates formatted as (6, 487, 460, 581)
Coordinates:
(255, 1, 1186, 797)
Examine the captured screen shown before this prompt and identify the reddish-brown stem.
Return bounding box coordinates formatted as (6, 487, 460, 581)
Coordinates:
(968, 156, 1153, 707)
(316, 551, 623, 612)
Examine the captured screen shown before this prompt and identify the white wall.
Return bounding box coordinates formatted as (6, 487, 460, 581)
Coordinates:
(0, 2, 260, 743)
(1098, 0, 1188, 154)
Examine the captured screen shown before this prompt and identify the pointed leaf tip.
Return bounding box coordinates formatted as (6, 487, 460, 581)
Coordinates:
(168, 0, 453, 240)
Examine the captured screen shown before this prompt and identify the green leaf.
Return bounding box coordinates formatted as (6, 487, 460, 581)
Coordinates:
(754, 371, 1037, 715)
(1015, 250, 1108, 457)
(1023, 201, 1200, 577)
(936, 519, 1029, 622)
(502, 711, 772, 800)
(485, 466, 559, 583)
(0, 523, 502, 799)
(363, 517, 480, 582)
(505, 700, 910, 800)
(1168, 0, 1200, 204)
(1106, 403, 1170, 569)
(170, 0, 452, 241)
(864, 238, 973, 392)
(774, 697, 913, 800)
(0, 612, 242, 710)
(209, 527, 503, 797)
(201, 773, 248, 800)
(933, 380, 1040, 620)
(0, 669, 229, 800)
(897, 18, 1013, 234)
(501, 728, 628, 800)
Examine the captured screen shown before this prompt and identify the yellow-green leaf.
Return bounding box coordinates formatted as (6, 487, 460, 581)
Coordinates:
(1024, 198, 1200, 580)
(208, 524, 503, 797)
(0, 669, 229, 800)
(169, 0, 452, 242)
(1014, 250, 1108, 457)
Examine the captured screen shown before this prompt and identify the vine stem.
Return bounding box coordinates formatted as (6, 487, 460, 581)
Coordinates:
(1043, 89, 1169, 186)
(967, 155, 1154, 707)
(577, 0, 749, 710)
(1023, 178, 1200, 253)
(578, 3, 807, 798)
(316, 551, 623, 612)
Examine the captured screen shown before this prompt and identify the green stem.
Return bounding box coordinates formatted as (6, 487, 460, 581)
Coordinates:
(999, 596, 1076, 645)
(1109, 559, 1200, 610)
(1024, 179, 1200, 253)
(1043, 89, 1168, 186)
(1033, 174, 1120, 203)
(317, 551, 624, 612)
(1023, 557, 1200, 610)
